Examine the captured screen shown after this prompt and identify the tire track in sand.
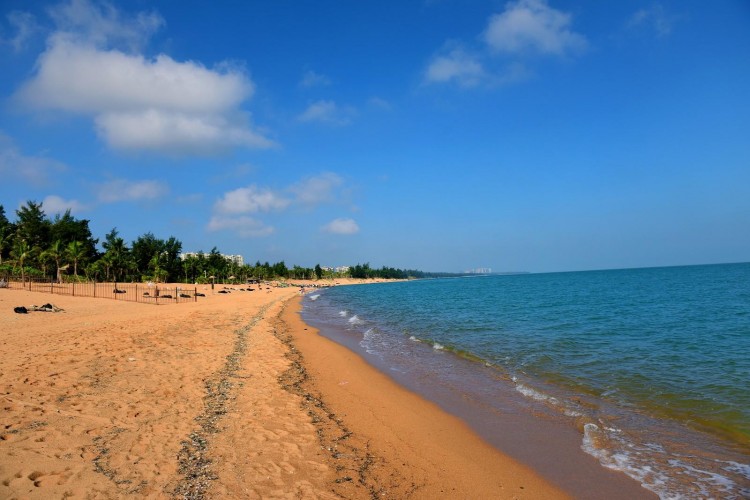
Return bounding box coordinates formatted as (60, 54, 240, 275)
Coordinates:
(173, 302, 273, 499)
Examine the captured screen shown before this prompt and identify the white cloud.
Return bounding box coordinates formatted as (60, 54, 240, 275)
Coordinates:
(484, 0, 587, 56)
(214, 185, 290, 215)
(47, 0, 164, 51)
(15, 1, 273, 155)
(322, 218, 359, 235)
(300, 70, 331, 87)
(627, 4, 674, 38)
(367, 97, 392, 111)
(95, 109, 273, 154)
(42, 195, 87, 214)
(211, 173, 352, 238)
(3, 11, 40, 52)
(0, 133, 67, 185)
(96, 179, 168, 203)
(207, 215, 274, 237)
(20, 40, 251, 114)
(289, 172, 344, 206)
(297, 100, 355, 125)
(425, 47, 485, 87)
(424, 0, 586, 88)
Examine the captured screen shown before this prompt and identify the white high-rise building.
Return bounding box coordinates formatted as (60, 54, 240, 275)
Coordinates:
(180, 252, 244, 266)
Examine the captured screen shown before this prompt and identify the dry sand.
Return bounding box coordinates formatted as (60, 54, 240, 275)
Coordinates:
(0, 283, 566, 498)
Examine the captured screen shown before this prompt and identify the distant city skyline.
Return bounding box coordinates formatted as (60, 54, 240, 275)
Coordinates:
(1, 1, 748, 273)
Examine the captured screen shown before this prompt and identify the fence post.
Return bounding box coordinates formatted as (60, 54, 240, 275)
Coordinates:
(194, 287, 197, 302)
(72, 281, 75, 297)
(50, 277, 53, 294)
(94, 280, 97, 298)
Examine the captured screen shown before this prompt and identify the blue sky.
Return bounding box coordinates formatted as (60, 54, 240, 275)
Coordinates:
(1, 0, 748, 273)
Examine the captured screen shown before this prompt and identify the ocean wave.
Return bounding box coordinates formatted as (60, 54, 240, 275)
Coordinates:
(308, 294, 320, 301)
(580, 423, 668, 492)
(581, 423, 745, 499)
(338, 310, 348, 317)
(433, 343, 445, 351)
(514, 381, 560, 405)
(348, 315, 363, 325)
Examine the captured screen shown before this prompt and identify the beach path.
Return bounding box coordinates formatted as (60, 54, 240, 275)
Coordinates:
(1, 285, 567, 498)
(0, 286, 338, 498)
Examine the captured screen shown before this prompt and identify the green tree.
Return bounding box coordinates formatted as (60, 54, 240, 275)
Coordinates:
(206, 247, 227, 280)
(49, 210, 98, 259)
(148, 253, 168, 282)
(66, 240, 85, 278)
(0, 228, 10, 265)
(101, 228, 130, 281)
(131, 232, 163, 279)
(43, 239, 66, 283)
(314, 264, 323, 280)
(0, 205, 10, 263)
(182, 254, 199, 283)
(15, 201, 50, 263)
(0, 205, 8, 232)
(162, 236, 182, 282)
(10, 239, 33, 284)
(271, 261, 288, 279)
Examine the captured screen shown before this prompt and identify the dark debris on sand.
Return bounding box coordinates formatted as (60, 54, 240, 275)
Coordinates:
(274, 307, 415, 499)
(173, 304, 271, 499)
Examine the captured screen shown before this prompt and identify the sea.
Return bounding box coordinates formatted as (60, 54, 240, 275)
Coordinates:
(301, 263, 750, 499)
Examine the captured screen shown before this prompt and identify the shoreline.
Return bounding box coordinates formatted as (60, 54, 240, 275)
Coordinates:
(277, 296, 569, 498)
(0, 283, 649, 497)
(295, 291, 660, 499)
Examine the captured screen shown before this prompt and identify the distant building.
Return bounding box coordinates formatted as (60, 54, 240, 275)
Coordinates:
(320, 265, 351, 274)
(180, 252, 244, 266)
(466, 267, 492, 274)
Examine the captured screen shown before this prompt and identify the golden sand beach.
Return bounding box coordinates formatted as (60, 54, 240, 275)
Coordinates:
(0, 282, 566, 498)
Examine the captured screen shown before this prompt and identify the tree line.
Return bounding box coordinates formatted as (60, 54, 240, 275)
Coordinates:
(0, 201, 430, 283)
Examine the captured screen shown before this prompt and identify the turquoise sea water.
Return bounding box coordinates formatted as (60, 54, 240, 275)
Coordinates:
(302, 263, 750, 499)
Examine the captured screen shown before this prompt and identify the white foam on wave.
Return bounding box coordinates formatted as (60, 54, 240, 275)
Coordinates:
(514, 383, 560, 405)
(511, 378, 582, 416)
(338, 310, 348, 317)
(409, 335, 419, 342)
(579, 422, 740, 499)
(580, 423, 658, 488)
(348, 315, 363, 325)
(433, 343, 445, 351)
(722, 460, 750, 480)
(308, 294, 320, 301)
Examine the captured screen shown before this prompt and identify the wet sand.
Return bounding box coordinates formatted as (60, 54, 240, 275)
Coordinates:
(1, 284, 565, 498)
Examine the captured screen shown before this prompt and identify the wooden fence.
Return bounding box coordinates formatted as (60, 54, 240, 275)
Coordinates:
(1, 277, 201, 305)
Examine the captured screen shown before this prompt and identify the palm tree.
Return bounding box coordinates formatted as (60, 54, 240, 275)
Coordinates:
(44, 240, 65, 283)
(104, 236, 128, 281)
(10, 239, 31, 285)
(0, 229, 10, 265)
(66, 240, 85, 278)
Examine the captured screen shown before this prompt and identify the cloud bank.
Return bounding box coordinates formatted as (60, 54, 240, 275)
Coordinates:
(42, 194, 87, 215)
(322, 218, 359, 235)
(209, 172, 354, 238)
(483, 0, 587, 56)
(15, 0, 273, 155)
(425, 0, 587, 87)
(96, 178, 168, 203)
(297, 100, 356, 126)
